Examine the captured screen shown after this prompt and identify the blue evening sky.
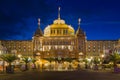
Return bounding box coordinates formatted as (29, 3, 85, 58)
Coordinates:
(0, 0, 120, 40)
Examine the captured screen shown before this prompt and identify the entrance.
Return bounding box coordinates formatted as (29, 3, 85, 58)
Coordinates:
(36, 58, 79, 71)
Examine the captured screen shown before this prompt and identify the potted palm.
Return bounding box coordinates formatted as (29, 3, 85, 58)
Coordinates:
(109, 52, 120, 72)
(93, 57, 100, 70)
(63, 58, 76, 70)
(21, 57, 31, 71)
(43, 57, 55, 70)
(31, 58, 37, 69)
(0, 54, 18, 73)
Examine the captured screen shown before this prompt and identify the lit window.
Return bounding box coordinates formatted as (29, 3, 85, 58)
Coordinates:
(88, 49, 90, 51)
(51, 30, 52, 34)
(54, 30, 55, 34)
(57, 29, 59, 34)
(19, 49, 21, 51)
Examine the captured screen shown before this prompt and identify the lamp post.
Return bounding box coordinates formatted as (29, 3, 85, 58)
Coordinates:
(18, 54, 22, 59)
(100, 54, 105, 69)
(17, 54, 22, 64)
(101, 54, 105, 63)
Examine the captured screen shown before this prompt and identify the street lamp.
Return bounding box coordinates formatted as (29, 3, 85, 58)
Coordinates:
(17, 54, 22, 65)
(100, 54, 105, 66)
(101, 54, 105, 58)
(18, 54, 22, 58)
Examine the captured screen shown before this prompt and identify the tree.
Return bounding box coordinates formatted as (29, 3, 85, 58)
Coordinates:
(31, 58, 37, 69)
(93, 57, 100, 65)
(43, 58, 55, 70)
(109, 52, 120, 69)
(63, 58, 77, 63)
(63, 58, 77, 70)
(0, 54, 18, 73)
(93, 57, 100, 70)
(83, 58, 89, 69)
(43, 57, 55, 62)
(22, 57, 31, 70)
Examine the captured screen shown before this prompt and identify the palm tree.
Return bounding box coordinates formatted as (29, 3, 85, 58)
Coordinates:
(83, 58, 89, 69)
(0, 54, 18, 73)
(93, 57, 100, 65)
(44, 57, 56, 62)
(93, 57, 100, 70)
(63, 58, 76, 70)
(43, 57, 55, 70)
(63, 58, 76, 63)
(22, 57, 31, 70)
(109, 52, 120, 71)
(31, 58, 37, 69)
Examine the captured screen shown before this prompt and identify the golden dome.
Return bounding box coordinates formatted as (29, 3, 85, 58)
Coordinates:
(44, 18, 75, 37)
(44, 7, 75, 36)
(50, 24, 68, 29)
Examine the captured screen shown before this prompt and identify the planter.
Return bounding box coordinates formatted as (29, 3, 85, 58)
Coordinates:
(6, 66, 14, 73)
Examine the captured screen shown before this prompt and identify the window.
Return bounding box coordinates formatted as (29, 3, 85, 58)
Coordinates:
(88, 49, 90, 51)
(51, 30, 52, 34)
(59, 30, 61, 34)
(63, 29, 67, 35)
(79, 46, 81, 50)
(54, 30, 55, 34)
(57, 29, 59, 34)
(18, 49, 20, 51)
(66, 29, 68, 34)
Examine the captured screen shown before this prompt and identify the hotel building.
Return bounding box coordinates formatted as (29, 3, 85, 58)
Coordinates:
(0, 8, 120, 59)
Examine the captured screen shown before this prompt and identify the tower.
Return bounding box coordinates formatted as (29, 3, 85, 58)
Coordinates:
(76, 18, 87, 57)
(33, 18, 43, 57)
(34, 18, 43, 37)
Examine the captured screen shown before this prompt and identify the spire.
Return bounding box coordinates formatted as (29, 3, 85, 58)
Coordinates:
(34, 18, 43, 37)
(78, 18, 81, 28)
(38, 18, 40, 28)
(76, 18, 84, 36)
(58, 7, 61, 19)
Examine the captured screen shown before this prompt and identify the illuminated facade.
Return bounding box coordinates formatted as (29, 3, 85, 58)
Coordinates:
(0, 7, 120, 59)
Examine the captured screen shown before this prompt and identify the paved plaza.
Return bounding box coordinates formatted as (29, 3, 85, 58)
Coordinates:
(0, 70, 120, 80)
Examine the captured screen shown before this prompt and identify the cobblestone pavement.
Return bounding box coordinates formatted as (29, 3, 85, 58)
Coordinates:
(0, 70, 120, 80)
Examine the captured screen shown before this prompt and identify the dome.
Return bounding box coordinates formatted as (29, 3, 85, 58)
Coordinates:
(44, 7, 75, 36)
(44, 18, 75, 37)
